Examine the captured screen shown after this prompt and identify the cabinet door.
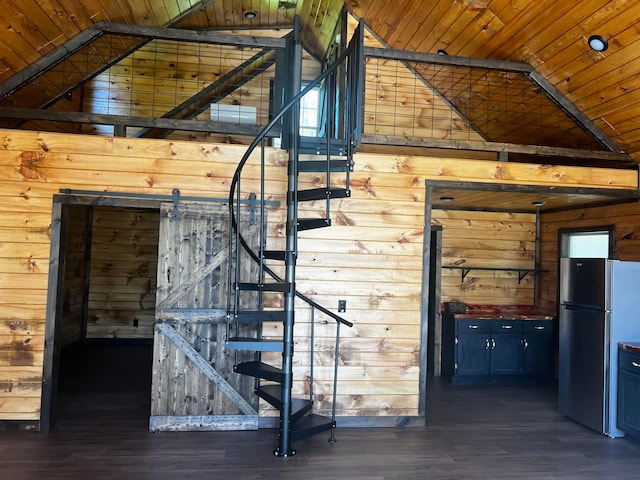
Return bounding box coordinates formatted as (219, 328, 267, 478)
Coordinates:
(490, 332, 522, 374)
(618, 370, 640, 437)
(456, 333, 491, 375)
(490, 320, 522, 374)
(523, 321, 554, 376)
(523, 334, 554, 375)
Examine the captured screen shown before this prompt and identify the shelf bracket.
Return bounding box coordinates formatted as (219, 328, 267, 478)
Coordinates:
(460, 268, 471, 282)
(518, 270, 530, 283)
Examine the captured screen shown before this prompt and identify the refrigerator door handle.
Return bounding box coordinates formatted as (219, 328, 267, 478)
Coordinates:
(561, 302, 605, 314)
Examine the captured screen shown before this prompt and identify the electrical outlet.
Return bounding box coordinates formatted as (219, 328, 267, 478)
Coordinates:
(338, 300, 346, 312)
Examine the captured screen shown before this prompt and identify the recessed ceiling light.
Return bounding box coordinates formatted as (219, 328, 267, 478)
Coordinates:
(437, 49, 448, 56)
(244, 11, 257, 19)
(588, 35, 608, 52)
(439, 196, 454, 202)
(532, 201, 546, 207)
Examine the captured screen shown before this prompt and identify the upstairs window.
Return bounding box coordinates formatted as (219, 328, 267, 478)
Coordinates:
(299, 86, 320, 137)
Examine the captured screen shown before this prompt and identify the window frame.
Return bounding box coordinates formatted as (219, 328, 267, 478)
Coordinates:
(558, 225, 615, 259)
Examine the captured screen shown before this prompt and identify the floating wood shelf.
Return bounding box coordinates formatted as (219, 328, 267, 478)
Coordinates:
(443, 266, 544, 284)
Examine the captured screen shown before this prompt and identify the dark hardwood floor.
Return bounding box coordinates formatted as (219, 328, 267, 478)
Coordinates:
(1, 343, 639, 479)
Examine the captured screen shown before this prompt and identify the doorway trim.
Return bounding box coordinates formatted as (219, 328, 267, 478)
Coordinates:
(419, 184, 443, 417)
(41, 194, 164, 430)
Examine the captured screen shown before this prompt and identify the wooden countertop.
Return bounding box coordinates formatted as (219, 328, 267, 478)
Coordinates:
(445, 304, 554, 320)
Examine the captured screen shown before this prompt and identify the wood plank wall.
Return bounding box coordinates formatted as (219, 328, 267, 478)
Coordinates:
(0, 129, 290, 421)
(539, 202, 640, 313)
(439, 210, 537, 305)
(0, 128, 634, 422)
(86, 206, 159, 340)
(59, 205, 91, 347)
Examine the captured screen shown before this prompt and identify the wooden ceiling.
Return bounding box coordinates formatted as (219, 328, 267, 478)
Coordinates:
(429, 183, 640, 214)
(1, 0, 640, 163)
(347, 0, 640, 163)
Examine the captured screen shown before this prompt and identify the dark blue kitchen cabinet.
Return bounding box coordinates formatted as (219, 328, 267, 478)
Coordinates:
(442, 314, 554, 384)
(522, 320, 555, 375)
(490, 320, 523, 374)
(617, 345, 640, 439)
(455, 319, 491, 376)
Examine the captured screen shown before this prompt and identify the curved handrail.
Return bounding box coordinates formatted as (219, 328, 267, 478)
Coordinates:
(228, 41, 356, 328)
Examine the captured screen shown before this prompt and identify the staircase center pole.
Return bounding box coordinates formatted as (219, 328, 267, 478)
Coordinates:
(275, 22, 303, 458)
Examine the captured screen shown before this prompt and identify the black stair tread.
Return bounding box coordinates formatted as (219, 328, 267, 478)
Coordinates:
(290, 414, 335, 441)
(297, 187, 350, 202)
(297, 218, 331, 231)
(262, 250, 287, 261)
(299, 136, 348, 155)
(234, 361, 284, 383)
(257, 385, 313, 420)
(236, 282, 290, 293)
(230, 310, 287, 323)
(297, 159, 352, 173)
(225, 338, 284, 353)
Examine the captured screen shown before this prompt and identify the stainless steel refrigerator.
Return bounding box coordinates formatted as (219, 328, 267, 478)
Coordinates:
(558, 258, 640, 438)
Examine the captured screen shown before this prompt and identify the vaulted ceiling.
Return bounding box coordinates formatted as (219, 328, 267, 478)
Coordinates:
(1, 0, 640, 163)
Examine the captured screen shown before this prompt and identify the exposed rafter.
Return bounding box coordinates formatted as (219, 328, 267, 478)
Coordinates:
(0, 1, 216, 101)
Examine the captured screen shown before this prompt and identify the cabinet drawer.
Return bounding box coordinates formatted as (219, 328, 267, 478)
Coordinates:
(619, 349, 640, 375)
(456, 319, 490, 334)
(523, 320, 554, 334)
(491, 319, 522, 333)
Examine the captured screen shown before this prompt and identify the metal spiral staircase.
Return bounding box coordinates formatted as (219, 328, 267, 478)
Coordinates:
(224, 21, 364, 457)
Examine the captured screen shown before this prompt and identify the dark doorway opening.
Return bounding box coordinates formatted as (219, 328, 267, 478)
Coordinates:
(56, 343, 153, 431)
(43, 200, 159, 430)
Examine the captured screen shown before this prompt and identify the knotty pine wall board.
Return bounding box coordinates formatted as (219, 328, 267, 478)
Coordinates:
(59, 204, 91, 347)
(0, 128, 636, 421)
(86, 206, 159, 340)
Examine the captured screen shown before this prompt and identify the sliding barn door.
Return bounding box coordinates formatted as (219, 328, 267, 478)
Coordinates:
(150, 202, 261, 431)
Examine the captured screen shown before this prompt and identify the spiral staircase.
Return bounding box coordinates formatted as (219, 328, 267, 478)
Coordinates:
(224, 20, 364, 457)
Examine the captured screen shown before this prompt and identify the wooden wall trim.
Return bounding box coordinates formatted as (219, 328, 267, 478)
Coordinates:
(40, 201, 65, 432)
(0, 108, 272, 138)
(418, 184, 433, 416)
(149, 415, 259, 432)
(361, 135, 633, 164)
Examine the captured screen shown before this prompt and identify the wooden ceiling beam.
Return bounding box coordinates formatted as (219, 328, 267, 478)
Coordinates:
(363, 46, 533, 73)
(0, 27, 103, 99)
(360, 134, 634, 166)
(96, 22, 286, 48)
(0, 106, 275, 138)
